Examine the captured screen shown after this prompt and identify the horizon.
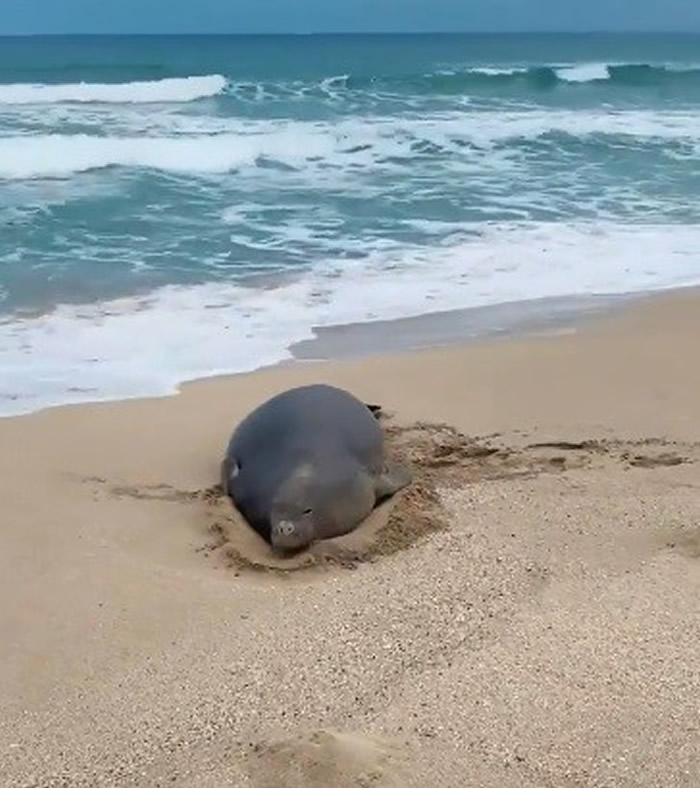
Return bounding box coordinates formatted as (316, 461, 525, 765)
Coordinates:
(2, 30, 700, 37)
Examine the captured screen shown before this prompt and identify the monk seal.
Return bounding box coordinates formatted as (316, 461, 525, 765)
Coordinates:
(220, 383, 412, 551)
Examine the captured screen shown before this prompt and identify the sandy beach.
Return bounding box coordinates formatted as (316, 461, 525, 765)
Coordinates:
(1, 287, 699, 787)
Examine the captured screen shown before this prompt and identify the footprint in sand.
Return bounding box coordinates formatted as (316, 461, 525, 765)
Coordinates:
(243, 729, 409, 788)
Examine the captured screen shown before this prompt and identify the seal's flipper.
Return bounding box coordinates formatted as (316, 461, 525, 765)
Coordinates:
(365, 402, 383, 419)
(220, 458, 230, 497)
(374, 462, 413, 502)
(220, 456, 240, 497)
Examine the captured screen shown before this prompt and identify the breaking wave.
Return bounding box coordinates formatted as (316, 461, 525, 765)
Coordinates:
(333, 62, 700, 94)
(0, 74, 227, 104)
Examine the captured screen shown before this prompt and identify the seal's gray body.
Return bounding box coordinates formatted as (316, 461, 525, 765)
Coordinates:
(221, 384, 411, 550)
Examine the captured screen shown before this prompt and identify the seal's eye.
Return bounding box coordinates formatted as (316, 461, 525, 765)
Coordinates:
(303, 508, 313, 515)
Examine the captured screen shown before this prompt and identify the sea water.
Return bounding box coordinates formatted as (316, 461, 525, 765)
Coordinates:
(1, 33, 699, 415)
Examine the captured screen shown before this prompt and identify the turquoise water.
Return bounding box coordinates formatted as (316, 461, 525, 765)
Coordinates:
(1, 34, 700, 413)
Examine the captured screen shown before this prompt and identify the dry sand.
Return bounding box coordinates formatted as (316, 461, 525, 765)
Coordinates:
(1, 288, 699, 787)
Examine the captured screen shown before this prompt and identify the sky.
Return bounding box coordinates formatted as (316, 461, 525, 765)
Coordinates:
(1, 0, 700, 35)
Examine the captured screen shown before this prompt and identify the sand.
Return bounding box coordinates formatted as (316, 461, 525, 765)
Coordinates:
(1, 288, 699, 787)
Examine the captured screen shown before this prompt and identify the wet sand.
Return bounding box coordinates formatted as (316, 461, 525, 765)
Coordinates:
(1, 288, 699, 787)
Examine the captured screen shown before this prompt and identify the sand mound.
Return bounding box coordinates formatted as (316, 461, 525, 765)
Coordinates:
(243, 729, 408, 788)
(199, 420, 687, 574)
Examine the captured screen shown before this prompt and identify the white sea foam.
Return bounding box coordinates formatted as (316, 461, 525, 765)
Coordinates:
(556, 63, 611, 83)
(0, 75, 227, 105)
(556, 62, 700, 82)
(320, 74, 350, 90)
(2, 107, 700, 181)
(1, 221, 699, 416)
(464, 67, 527, 76)
(0, 128, 338, 179)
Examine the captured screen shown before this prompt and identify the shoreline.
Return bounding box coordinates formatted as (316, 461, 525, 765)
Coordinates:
(1, 283, 699, 786)
(289, 290, 632, 361)
(0, 285, 676, 421)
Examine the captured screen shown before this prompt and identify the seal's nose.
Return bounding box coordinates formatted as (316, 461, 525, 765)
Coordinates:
(271, 520, 304, 552)
(277, 520, 295, 536)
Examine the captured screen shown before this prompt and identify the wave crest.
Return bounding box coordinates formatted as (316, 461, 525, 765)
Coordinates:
(0, 74, 227, 105)
(1, 106, 698, 180)
(327, 63, 700, 94)
(3, 63, 698, 108)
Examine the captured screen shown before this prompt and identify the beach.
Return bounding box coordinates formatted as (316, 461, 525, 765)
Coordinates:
(1, 287, 699, 787)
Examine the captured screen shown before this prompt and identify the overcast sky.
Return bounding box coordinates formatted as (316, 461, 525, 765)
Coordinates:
(1, 0, 699, 35)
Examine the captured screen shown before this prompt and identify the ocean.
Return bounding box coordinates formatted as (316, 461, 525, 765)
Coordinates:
(1, 33, 699, 415)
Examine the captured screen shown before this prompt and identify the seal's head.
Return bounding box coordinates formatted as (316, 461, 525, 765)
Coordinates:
(269, 462, 351, 552)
